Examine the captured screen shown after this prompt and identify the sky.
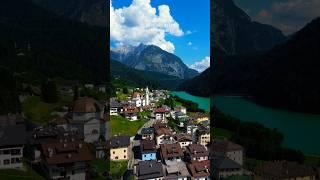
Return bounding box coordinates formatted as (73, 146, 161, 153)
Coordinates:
(233, 0, 320, 35)
(110, 0, 210, 73)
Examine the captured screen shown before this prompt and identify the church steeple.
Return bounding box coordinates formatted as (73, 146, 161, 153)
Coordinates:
(146, 86, 150, 106)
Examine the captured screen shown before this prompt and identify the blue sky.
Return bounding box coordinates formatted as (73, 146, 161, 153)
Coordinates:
(233, 0, 320, 35)
(110, 0, 210, 72)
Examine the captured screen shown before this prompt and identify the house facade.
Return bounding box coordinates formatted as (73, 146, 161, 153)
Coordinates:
(186, 144, 209, 162)
(140, 140, 157, 161)
(68, 97, 108, 143)
(213, 157, 242, 179)
(109, 136, 130, 161)
(213, 139, 244, 166)
(155, 128, 174, 146)
(141, 128, 154, 140)
(174, 133, 193, 149)
(0, 125, 26, 170)
(0, 115, 26, 170)
(40, 141, 92, 180)
(197, 126, 210, 146)
(160, 143, 184, 164)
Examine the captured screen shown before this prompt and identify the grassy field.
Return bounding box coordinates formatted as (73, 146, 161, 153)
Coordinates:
(0, 164, 45, 180)
(116, 91, 130, 101)
(90, 159, 108, 180)
(110, 115, 147, 136)
(212, 128, 233, 139)
(109, 161, 128, 179)
(244, 158, 266, 171)
(22, 95, 72, 124)
(305, 154, 320, 166)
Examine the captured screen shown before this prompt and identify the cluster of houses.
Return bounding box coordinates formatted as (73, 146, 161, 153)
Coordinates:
(210, 138, 320, 180)
(0, 96, 109, 180)
(110, 87, 169, 121)
(108, 87, 212, 180)
(109, 122, 211, 180)
(2, 85, 320, 180)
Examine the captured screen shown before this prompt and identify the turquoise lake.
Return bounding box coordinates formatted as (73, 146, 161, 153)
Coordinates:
(213, 96, 320, 155)
(171, 91, 210, 112)
(171, 91, 320, 154)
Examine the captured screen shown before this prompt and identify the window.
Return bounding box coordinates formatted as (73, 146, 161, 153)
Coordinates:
(3, 159, 10, 165)
(92, 129, 99, 134)
(115, 156, 118, 159)
(113, 151, 115, 154)
(124, 150, 126, 153)
(144, 155, 147, 157)
(124, 155, 126, 158)
(3, 150, 10, 154)
(11, 158, 20, 164)
(11, 149, 21, 155)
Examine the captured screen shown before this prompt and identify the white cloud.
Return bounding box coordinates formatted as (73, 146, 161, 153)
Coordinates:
(187, 41, 192, 46)
(189, 56, 210, 73)
(110, 0, 184, 53)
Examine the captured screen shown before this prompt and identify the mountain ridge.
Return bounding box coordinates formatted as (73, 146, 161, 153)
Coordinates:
(111, 44, 199, 79)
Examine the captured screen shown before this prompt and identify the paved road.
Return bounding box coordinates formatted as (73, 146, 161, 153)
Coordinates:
(127, 118, 157, 170)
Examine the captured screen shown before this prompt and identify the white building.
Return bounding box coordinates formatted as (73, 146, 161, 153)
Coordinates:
(0, 125, 26, 170)
(213, 139, 244, 166)
(64, 97, 108, 143)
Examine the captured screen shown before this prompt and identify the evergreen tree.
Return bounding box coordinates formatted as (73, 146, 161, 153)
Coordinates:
(41, 80, 58, 103)
(123, 87, 128, 94)
(73, 85, 79, 101)
(0, 68, 21, 114)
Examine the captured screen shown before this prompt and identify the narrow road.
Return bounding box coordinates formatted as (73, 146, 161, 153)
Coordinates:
(127, 118, 157, 170)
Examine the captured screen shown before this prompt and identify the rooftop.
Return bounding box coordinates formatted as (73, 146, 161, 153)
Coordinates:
(29, 126, 83, 145)
(141, 127, 154, 134)
(0, 113, 24, 126)
(213, 139, 243, 156)
(137, 160, 164, 180)
(160, 143, 183, 159)
(140, 140, 157, 153)
(155, 128, 172, 136)
(109, 135, 130, 149)
(71, 97, 102, 113)
(110, 98, 122, 108)
(0, 124, 26, 146)
(154, 107, 167, 113)
(187, 160, 210, 178)
(213, 156, 241, 170)
(41, 141, 92, 165)
(174, 133, 193, 142)
(153, 123, 168, 131)
(186, 144, 209, 158)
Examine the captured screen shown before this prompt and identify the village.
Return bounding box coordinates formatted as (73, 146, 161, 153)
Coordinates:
(0, 82, 319, 180)
(109, 86, 211, 179)
(0, 83, 317, 178)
